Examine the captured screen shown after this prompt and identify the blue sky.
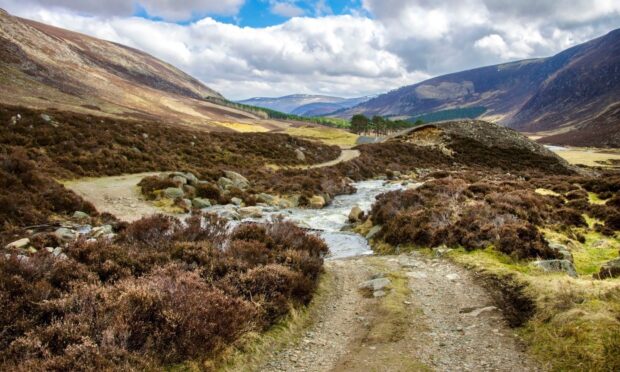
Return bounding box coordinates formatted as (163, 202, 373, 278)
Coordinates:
(1, 0, 619, 99)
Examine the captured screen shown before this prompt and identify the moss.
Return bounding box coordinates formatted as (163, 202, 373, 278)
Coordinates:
(588, 192, 607, 205)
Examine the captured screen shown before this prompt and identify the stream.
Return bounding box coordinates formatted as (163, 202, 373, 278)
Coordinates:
(207, 180, 408, 259)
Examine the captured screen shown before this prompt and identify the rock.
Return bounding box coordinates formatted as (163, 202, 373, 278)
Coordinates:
(192, 198, 211, 209)
(548, 242, 573, 262)
(286, 195, 300, 208)
(460, 306, 498, 317)
(171, 175, 188, 185)
(359, 277, 391, 291)
(257, 193, 277, 205)
(348, 205, 363, 223)
(366, 225, 382, 240)
(592, 240, 608, 248)
(278, 199, 292, 209)
(72, 211, 90, 222)
(163, 187, 184, 199)
(142, 133, 149, 139)
(432, 245, 450, 257)
(9, 116, 18, 125)
(239, 206, 263, 219)
(373, 290, 387, 298)
(91, 225, 114, 238)
(446, 273, 460, 281)
(184, 172, 198, 185)
(309, 195, 326, 209)
(213, 205, 240, 220)
(182, 185, 196, 197)
(533, 259, 578, 278)
(40, 114, 52, 123)
(393, 170, 402, 178)
(406, 271, 428, 279)
(295, 148, 306, 161)
(218, 177, 235, 190)
(595, 258, 620, 279)
(6, 238, 30, 250)
(175, 198, 192, 211)
(54, 228, 76, 242)
(224, 171, 250, 189)
(231, 197, 243, 206)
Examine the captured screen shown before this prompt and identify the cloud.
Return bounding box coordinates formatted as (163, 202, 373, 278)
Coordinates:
(1, 0, 619, 99)
(0, 0, 245, 21)
(270, 2, 305, 18)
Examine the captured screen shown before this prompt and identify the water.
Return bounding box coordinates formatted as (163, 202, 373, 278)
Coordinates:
(206, 180, 406, 259)
(544, 145, 568, 152)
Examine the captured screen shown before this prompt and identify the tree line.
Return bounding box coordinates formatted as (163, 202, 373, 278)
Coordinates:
(350, 114, 424, 136)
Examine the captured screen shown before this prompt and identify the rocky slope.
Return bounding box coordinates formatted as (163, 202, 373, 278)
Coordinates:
(340, 28, 620, 146)
(0, 9, 285, 131)
(239, 94, 370, 116)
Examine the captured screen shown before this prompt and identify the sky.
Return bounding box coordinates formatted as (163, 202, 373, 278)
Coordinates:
(1, 1, 619, 100)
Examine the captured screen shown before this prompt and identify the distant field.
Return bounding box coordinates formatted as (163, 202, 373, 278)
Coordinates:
(285, 126, 359, 147)
(552, 148, 620, 167)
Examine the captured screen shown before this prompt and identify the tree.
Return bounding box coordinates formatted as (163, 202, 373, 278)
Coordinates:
(350, 114, 370, 135)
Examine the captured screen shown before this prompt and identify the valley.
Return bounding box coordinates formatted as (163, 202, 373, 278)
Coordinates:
(1, 6, 619, 372)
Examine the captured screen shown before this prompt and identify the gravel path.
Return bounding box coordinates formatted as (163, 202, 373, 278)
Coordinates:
(297, 149, 361, 169)
(252, 254, 541, 372)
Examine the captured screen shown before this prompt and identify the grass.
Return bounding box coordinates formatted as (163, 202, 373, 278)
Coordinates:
(535, 188, 561, 196)
(212, 121, 270, 133)
(219, 270, 335, 371)
(588, 192, 607, 205)
(554, 149, 620, 168)
(285, 126, 359, 147)
(448, 239, 620, 371)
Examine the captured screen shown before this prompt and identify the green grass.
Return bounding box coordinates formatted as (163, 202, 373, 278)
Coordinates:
(407, 106, 487, 123)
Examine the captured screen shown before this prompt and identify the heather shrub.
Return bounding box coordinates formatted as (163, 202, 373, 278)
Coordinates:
(138, 175, 177, 199)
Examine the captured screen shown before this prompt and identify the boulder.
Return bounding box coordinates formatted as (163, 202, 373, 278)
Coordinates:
(286, 195, 300, 208)
(231, 197, 243, 206)
(366, 225, 382, 240)
(309, 195, 326, 209)
(257, 193, 277, 205)
(163, 187, 184, 199)
(224, 171, 250, 189)
(295, 148, 306, 161)
(40, 114, 52, 123)
(54, 228, 76, 242)
(72, 211, 90, 222)
(171, 175, 188, 185)
(6, 238, 30, 250)
(595, 258, 620, 279)
(348, 205, 363, 223)
(548, 242, 573, 262)
(183, 184, 196, 197)
(533, 259, 578, 278)
(393, 170, 402, 178)
(192, 198, 212, 209)
(91, 225, 114, 238)
(239, 206, 263, 219)
(218, 177, 235, 190)
(184, 172, 198, 185)
(359, 277, 391, 291)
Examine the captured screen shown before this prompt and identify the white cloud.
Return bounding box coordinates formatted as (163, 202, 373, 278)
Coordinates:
(270, 2, 305, 18)
(1, 0, 619, 98)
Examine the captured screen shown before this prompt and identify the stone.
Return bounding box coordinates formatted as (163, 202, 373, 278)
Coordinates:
(432, 245, 450, 257)
(548, 242, 573, 262)
(348, 205, 363, 223)
(595, 258, 620, 279)
(286, 195, 300, 208)
(278, 199, 292, 209)
(231, 197, 243, 206)
(40, 114, 52, 123)
(406, 271, 428, 279)
(72, 211, 90, 222)
(393, 170, 402, 178)
(239, 206, 263, 219)
(446, 273, 460, 281)
(54, 228, 76, 242)
(6, 238, 30, 250)
(224, 171, 250, 189)
(163, 187, 184, 199)
(218, 177, 235, 190)
(460, 306, 498, 317)
(91, 225, 113, 238)
(171, 175, 188, 185)
(184, 172, 198, 185)
(176, 198, 192, 211)
(192, 198, 211, 209)
(373, 290, 387, 298)
(295, 148, 306, 161)
(309, 195, 326, 209)
(359, 277, 391, 291)
(533, 259, 578, 278)
(257, 193, 277, 205)
(366, 225, 382, 240)
(183, 185, 196, 197)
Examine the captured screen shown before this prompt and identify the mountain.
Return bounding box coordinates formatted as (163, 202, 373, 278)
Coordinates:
(0, 9, 279, 131)
(340, 28, 620, 146)
(238, 94, 370, 116)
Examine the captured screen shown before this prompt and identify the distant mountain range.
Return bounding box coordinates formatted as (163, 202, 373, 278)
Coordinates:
(340, 28, 620, 147)
(0, 9, 285, 132)
(238, 94, 371, 117)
